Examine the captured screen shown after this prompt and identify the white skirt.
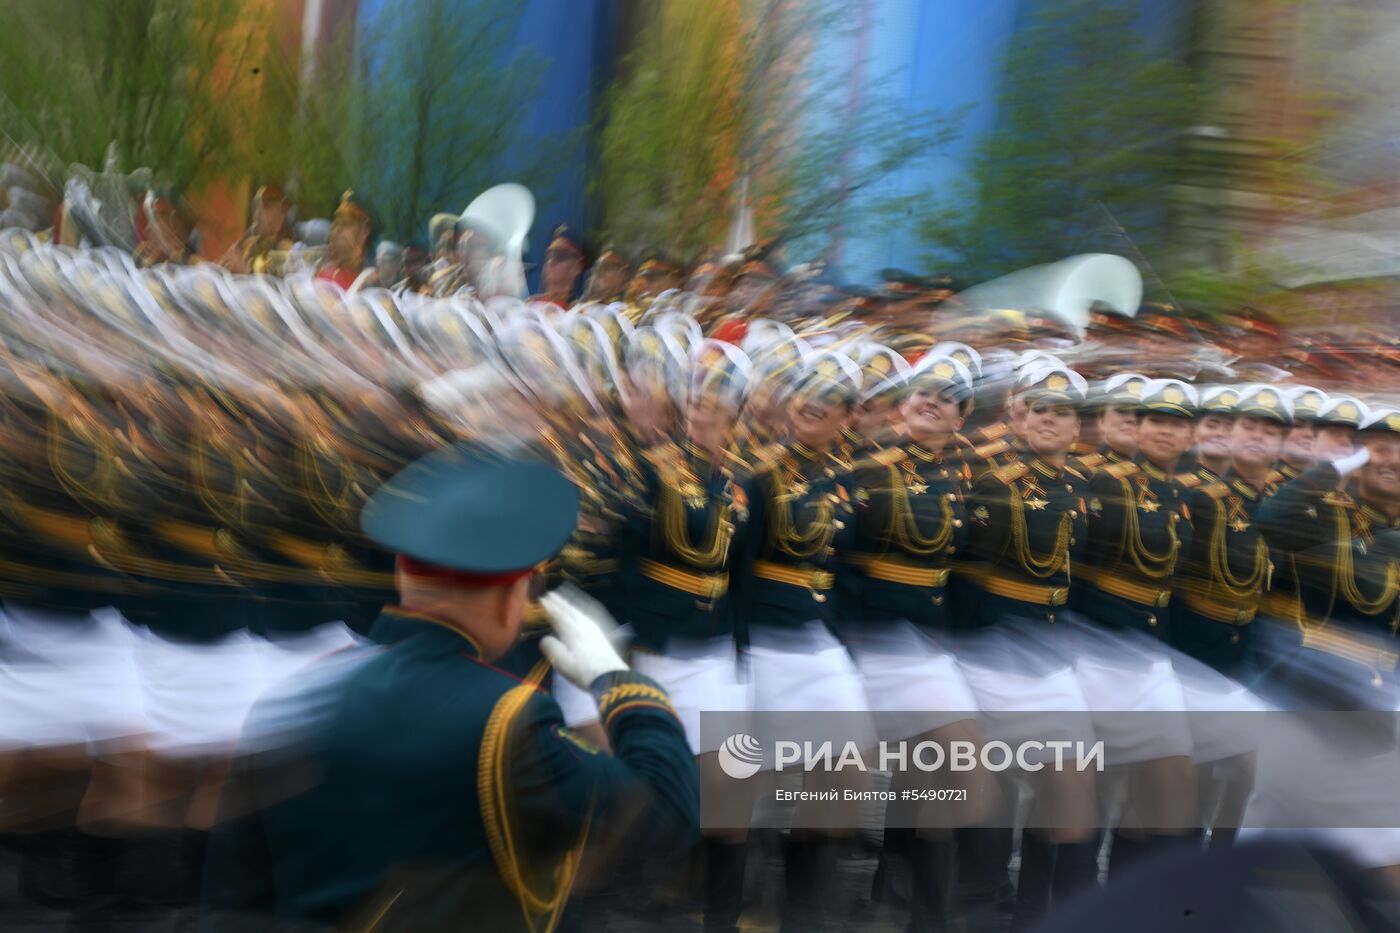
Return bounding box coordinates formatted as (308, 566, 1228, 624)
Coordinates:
(1062, 618, 1195, 765)
(0, 603, 147, 750)
(953, 621, 1095, 762)
(1170, 648, 1264, 763)
(132, 624, 279, 757)
(1241, 711, 1400, 865)
(632, 638, 752, 755)
(747, 621, 875, 760)
(840, 620, 978, 741)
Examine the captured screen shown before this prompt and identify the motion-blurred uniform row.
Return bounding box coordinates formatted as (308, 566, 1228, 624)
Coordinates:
(1, 230, 1400, 929)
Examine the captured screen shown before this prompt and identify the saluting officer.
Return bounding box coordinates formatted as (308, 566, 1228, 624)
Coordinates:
(202, 448, 699, 932)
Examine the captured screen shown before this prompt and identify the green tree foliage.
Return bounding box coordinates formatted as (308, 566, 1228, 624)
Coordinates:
(0, 0, 272, 190)
(293, 0, 566, 242)
(593, 0, 956, 259)
(920, 0, 1197, 281)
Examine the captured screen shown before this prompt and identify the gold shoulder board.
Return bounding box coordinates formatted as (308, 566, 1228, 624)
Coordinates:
(1076, 452, 1107, 473)
(1102, 460, 1139, 480)
(991, 460, 1030, 484)
(979, 422, 1010, 441)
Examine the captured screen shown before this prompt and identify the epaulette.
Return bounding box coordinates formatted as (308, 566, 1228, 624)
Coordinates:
(975, 422, 1010, 442)
(991, 460, 1029, 484)
(973, 439, 1010, 460)
(1074, 452, 1107, 473)
(1174, 472, 1202, 489)
(853, 447, 906, 471)
(1102, 460, 1138, 480)
(1201, 481, 1231, 500)
(1266, 470, 1285, 485)
(1064, 464, 1087, 481)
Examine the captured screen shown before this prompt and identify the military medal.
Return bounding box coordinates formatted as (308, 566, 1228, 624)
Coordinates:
(679, 482, 706, 510)
(1025, 497, 1049, 510)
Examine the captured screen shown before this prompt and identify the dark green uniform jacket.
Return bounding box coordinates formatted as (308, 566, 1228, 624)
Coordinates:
(202, 606, 699, 932)
(963, 454, 1089, 627)
(838, 441, 968, 630)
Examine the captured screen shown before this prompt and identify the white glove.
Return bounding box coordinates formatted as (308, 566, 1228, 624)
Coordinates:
(1333, 445, 1370, 478)
(539, 586, 628, 690)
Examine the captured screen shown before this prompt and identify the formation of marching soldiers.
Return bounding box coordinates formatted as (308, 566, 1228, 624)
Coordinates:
(1, 222, 1400, 931)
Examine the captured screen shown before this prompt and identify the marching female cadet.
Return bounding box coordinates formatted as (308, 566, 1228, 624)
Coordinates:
(1075, 379, 1198, 876)
(1274, 384, 1328, 481)
(1171, 385, 1291, 849)
(730, 351, 873, 931)
(1174, 386, 1292, 675)
(837, 354, 990, 930)
(1072, 372, 1148, 476)
(846, 343, 912, 456)
(606, 340, 755, 932)
(956, 365, 1099, 928)
(1180, 385, 1242, 485)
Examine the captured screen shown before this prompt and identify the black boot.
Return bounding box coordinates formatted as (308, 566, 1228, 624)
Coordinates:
(705, 839, 748, 932)
(907, 836, 957, 933)
(1050, 839, 1099, 905)
(872, 825, 915, 909)
(955, 825, 1013, 905)
(1009, 834, 1054, 932)
(782, 833, 839, 932)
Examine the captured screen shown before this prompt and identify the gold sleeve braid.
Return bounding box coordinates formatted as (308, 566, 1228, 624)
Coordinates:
(595, 681, 677, 729)
(478, 685, 591, 933)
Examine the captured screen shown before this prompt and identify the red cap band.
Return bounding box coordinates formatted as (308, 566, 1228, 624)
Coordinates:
(396, 554, 534, 589)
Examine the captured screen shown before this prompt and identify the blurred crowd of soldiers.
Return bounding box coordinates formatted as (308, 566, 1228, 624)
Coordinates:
(1, 169, 1400, 933)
